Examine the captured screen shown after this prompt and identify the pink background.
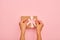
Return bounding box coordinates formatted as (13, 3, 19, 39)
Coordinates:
(0, 0, 60, 40)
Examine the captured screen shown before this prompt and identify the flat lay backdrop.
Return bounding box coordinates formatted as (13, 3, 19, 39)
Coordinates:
(0, 0, 60, 40)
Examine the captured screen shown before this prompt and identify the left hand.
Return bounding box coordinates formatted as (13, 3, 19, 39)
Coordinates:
(19, 16, 29, 33)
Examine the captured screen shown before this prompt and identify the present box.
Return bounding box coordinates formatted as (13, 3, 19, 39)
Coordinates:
(21, 16, 37, 29)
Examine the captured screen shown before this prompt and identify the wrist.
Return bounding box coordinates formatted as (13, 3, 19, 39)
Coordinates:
(37, 33, 42, 40)
(21, 30, 25, 35)
(20, 31, 25, 40)
(36, 30, 41, 34)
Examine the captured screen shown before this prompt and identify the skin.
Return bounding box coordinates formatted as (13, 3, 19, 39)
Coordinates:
(35, 20, 44, 40)
(19, 17, 44, 40)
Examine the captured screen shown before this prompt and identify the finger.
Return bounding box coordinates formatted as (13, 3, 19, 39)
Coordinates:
(40, 23, 44, 31)
(39, 21, 44, 29)
(35, 20, 40, 25)
(19, 22, 22, 29)
(39, 21, 43, 25)
(19, 22, 20, 26)
(21, 18, 28, 23)
(23, 18, 28, 23)
(21, 16, 29, 21)
(24, 19, 29, 24)
(21, 16, 29, 23)
(35, 20, 44, 27)
(38, 20, 41, 24)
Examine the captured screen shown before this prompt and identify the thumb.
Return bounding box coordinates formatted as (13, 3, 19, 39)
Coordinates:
(24, 19, 28, 24)
(35, 20, 40, 25)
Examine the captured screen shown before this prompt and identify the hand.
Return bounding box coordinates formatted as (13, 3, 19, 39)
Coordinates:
(19, 17, 29, 33)
(35, 20, 44, 33)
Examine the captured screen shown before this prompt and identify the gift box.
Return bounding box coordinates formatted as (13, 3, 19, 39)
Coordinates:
(21, 16, 37, 29)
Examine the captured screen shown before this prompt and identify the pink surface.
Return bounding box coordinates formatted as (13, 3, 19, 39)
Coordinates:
(0, 0, 60, 40)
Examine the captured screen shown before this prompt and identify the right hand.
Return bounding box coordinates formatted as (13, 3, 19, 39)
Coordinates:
(35, 20, 44, 33)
